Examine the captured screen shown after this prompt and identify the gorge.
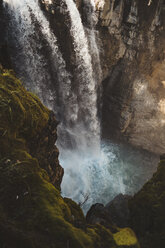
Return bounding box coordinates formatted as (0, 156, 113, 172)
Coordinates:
(2, 0, 161, 211)
(0, 0, 165, 247)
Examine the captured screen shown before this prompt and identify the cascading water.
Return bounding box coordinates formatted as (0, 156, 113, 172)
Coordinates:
(4, 0, 158, 213)
(56, 0, 158, 211)
(3, 0, 78, 119)
(57, 0, 110, 208)
(83, 0, 102, 84)
(59, 0, 100, 151)
(4, 0, 53, 107)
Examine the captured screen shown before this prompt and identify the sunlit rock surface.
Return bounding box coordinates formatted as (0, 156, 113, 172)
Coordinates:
(98, 0, 165, 154)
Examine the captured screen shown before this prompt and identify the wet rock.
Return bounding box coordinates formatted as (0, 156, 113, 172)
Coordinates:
(106, 194, 132, 228)
(86, 203, 116, 230)
(100, 0, 165, 154)
(86, 194, 132, 229)
(160, 153, 165, 160)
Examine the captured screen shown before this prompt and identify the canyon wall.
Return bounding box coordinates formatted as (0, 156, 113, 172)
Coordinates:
(97, 0, 165, 154)
(0, 2, 165, 247)
(0, 0, 161, 208)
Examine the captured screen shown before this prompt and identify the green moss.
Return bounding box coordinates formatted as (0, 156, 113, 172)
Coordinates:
(0, 67, 140, 248)
(129, 160, 165, 248)
(0, 68, 49, 143)
(94, 224, 115, 248)
(0, 155, 95, 248)
(113, 228, 140, 248)
(64, 197, 86, 227)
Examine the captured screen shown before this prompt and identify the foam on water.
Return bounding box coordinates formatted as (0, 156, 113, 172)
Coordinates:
(61, 141, 158, 213)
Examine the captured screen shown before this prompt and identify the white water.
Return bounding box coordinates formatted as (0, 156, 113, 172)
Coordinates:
(61, 140, 158, 212)
(60, 0, 100, 152)
(4, 0, 78, 119)
(84, 0, 102, 84)
(4, 0, 49, 98)
(58, 0, 106, 210)
(57, 0, 158, 213)
(4, 0, 158, 213)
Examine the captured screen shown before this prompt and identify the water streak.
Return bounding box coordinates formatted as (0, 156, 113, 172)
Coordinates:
(4, 0, 78, 121)
(62, 0, 100, 153)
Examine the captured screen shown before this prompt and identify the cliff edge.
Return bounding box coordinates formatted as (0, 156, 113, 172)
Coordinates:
(0, 67, 139, 248)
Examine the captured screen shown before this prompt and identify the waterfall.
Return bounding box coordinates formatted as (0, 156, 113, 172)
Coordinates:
(59, 0, 100, 153)
(4, 0, 49, 99)
(83, 0, 102, 85)
(4, 0, 158, 213)
(3, 0, 78, 121)
(4, 0, 106, 208)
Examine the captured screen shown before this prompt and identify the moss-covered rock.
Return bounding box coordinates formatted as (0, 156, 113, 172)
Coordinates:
(64, 197, 86, 228)
(129, 160, 165, 248)
(0, 66, 63, 189)
(0, 66, 49, 154)
(0, 67, 140, 248)
(113, 228, 140, 248)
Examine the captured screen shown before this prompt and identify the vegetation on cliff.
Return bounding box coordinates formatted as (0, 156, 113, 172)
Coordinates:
(0, 67, 139, 248)
(129, 160, 165, 248)
(86, 158, 165, 248)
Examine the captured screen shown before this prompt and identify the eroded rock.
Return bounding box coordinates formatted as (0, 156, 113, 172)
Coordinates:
(100, 0, 165, 154)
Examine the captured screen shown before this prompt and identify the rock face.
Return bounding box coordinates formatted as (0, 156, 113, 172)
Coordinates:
(0, 0, 11, 68)
(129, 159, 165, 248)
(86, 203, 115, 229)
(99, 0, 165, 154)
(106, 194, 132, 228)
(0, 66, 63, 189)
(0, 67, 140, 248)
(29, 111, 63, 189)
(87, 158, 165, 248)
(86, 194, 131, 229)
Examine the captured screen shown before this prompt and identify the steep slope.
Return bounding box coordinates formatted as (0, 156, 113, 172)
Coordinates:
(0, 67, 140, 248)
(97, 0, 165, 154)
(129, 159, 165, 248)
(86, 156, 165, 248)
